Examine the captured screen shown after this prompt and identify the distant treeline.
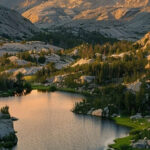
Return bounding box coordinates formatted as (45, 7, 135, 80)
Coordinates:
(29, 28, 117, 48)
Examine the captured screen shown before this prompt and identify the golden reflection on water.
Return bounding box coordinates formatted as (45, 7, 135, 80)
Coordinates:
(0, 90, 129, 150)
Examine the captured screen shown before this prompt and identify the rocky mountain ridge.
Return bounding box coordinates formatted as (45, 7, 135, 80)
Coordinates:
(0, 0, 150, 40)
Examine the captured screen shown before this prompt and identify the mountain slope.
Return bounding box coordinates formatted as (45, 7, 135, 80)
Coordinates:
(0, 5, 39, 39)
(0, 0, 150, 40)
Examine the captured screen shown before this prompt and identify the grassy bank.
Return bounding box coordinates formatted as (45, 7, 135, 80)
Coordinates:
(110, 117, 150, 150)
(2, 84, 150, 150)
(32, 84, 57, 92)
(33, 84, 150, 150)
(0, 84, 91, 97)
(57, 87, 91, 96)
(32, 84, 50, 91)
(0, 90, 15, 97)
(32, 84, 92, 96)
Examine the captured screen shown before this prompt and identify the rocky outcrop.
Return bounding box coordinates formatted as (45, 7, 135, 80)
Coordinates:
(0, 41, 62, 56)
(111, 52, 131, 59)
(0, 111, 17, 148)
(0, 41, 62, 57)
(137, 32, 150, 49)
(80, 76, 95, 84)
(8, 56, 29, 66)
(5, 66, 42, 76)
(46, 53, 74, 70)
(71, 49, 78, 56)
(145, 63, 150, 69)
(130, 113, 142, 120)
(47, 74, 67, 84)
(91, 109, 103, 117)
(53, 75, 66, 83)
(132, 139, 150, 149)
(72, 59, 94, 67)
(0, 118, 14, 138)
(126, 80, 142, 92)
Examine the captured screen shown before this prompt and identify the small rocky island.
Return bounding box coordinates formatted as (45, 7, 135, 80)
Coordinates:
(0, 106, 18, 149)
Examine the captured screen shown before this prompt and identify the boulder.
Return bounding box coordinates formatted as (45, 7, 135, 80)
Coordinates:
(55, 76, 63, 83)
(130, 113, 142, 120)
(0, 112, 16, 139)
(132, 140, 149, 149)
(0, 119, 15, 139)
(0, 109, 18, 148)
(92, 109, 103, 117)
(111, 113, 119, 118)
(47, 75, 66, 84)
(126, 80, 142, 92)
(95, 53, 101, 57)
(80, 76, 95, 84)
(72, 59, 94, 67)
(145, 63, 150, 69)
(8, 56, 29, 66)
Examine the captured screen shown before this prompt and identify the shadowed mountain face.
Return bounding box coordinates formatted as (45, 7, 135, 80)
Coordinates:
(0, 0, 150, 40)
(0, 5, 39, 39)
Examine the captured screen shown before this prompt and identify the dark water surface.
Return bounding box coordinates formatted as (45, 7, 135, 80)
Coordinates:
(0, 90, 129, 150)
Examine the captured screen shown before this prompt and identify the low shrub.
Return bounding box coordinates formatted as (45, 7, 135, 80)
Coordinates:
(0, 106, 9, 114)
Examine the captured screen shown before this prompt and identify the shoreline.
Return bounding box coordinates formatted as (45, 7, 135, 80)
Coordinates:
(30, 85, 142, 149)
(109, 117, 150, 149)
(0, 107, 18, 149)
(1, 85, 150, 150)
(31, 84, 95, 97)
(0, 90, 15, 97)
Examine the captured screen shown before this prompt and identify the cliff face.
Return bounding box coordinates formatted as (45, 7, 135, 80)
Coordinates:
(0, 0, 150, 40)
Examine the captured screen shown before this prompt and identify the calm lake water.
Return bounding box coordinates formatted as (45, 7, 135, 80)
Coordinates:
(0, 90, 129, 150)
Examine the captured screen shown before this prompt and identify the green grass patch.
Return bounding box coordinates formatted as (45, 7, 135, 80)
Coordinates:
(0, 89, 15, 97)
(113, 117, 150, 130)
(109, 117, 150, 150)
(32, 84, 91, 96)
(32, 84, 49, 91)
(110, 136, 133, 150)
(32, 84, 56, 92)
